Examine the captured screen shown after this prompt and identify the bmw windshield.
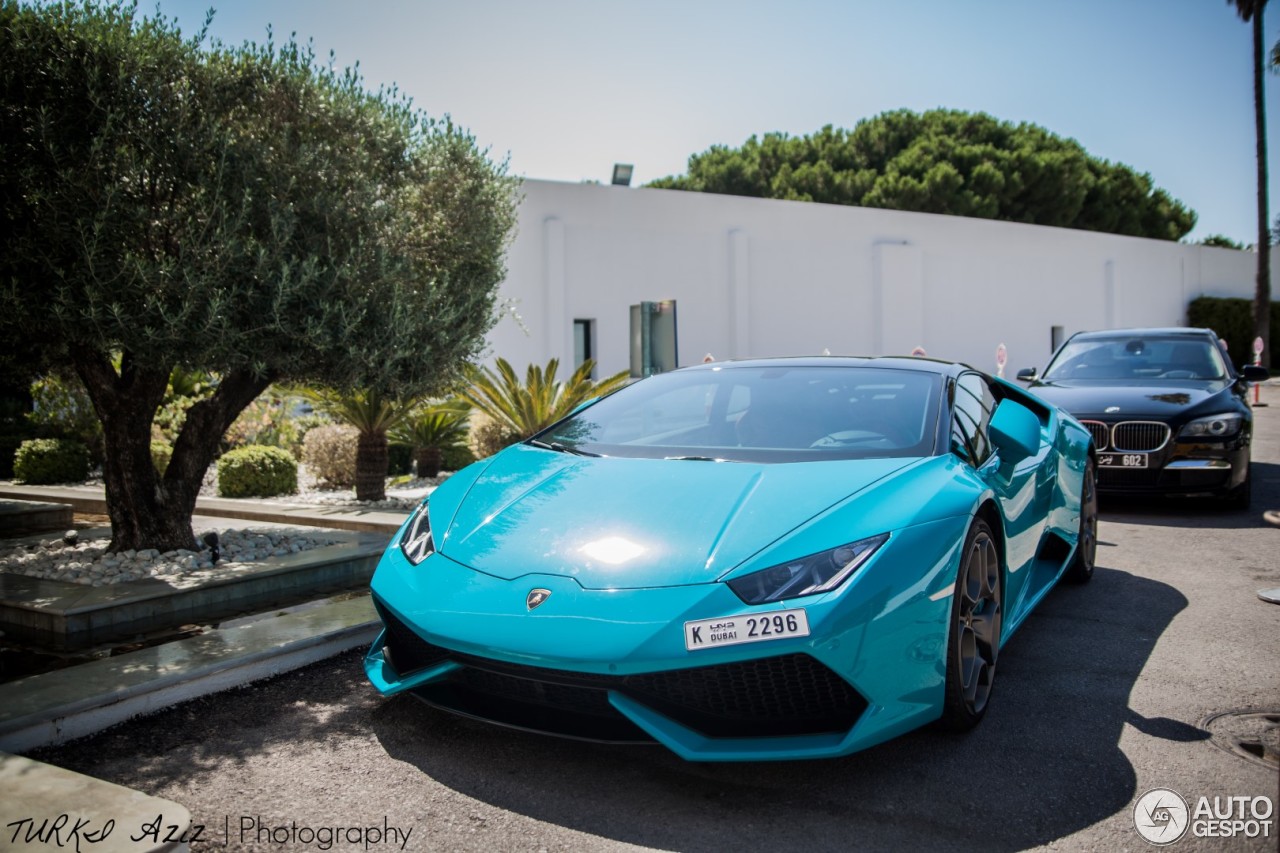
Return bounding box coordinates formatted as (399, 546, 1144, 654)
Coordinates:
(1042, 335, 1228, 382)
(534, 364, 944, 463)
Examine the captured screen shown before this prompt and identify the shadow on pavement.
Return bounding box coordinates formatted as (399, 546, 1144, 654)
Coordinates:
(25, 567, 1188, 852)
(1097, 460, 1280, 531)
(366, 566, 1188, 852)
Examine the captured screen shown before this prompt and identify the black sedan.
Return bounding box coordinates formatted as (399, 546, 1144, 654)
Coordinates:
(1017, 327, 1269, 508)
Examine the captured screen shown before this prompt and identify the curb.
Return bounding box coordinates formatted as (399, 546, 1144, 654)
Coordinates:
(0, 597, 378, 754)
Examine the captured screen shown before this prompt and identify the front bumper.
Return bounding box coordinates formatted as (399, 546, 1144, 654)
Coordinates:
(1080, 414, 1249, 494)
(1089, 430, 1250, 497)
(364, 517, 968, 761)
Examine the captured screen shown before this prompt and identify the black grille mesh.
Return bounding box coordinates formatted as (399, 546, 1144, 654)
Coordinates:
(1081, 420, 1110, 450)
(625, 655, 859, 734)
(375, 600, 450, 675)
(375, 599, 865, 740)
(1112, 421, 1171, 452)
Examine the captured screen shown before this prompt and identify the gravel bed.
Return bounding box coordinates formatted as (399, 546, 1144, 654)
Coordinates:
(0, 465, 452, 585)
(0, 526, 345, 587)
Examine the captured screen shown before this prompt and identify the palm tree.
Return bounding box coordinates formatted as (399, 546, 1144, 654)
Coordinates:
(1230, 0, 1271, 368)
(300, 388, 414, 501)
(458, 358, 630, 455)
(392, 406, 470, 478)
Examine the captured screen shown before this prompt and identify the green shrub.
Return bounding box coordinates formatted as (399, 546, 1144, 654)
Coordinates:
(223, 390, 326, 458)
(27, 373, 103, 462)
(1187, 296, 1280, 366)
(152, 395, 191, 445)
(216, 445, 297, 498)
(151, 440, 173, 475)
(13, 438, 90, 484)
(301, 424, 358, 487)
(440, 443, 477, 472)
(0, 429, 36, 479)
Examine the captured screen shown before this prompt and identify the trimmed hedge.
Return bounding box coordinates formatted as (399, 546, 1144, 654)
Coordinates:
(1187, 296, 1280, 365)
(13, 438, 90, 484)
(217, 445, 298, 498)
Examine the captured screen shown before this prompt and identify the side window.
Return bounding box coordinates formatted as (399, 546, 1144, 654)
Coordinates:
(952, 373, 995, 464)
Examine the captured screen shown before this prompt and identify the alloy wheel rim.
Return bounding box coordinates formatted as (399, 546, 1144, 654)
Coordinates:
(1081, 465, 1098, 572)
(959, 532, 1001, 715)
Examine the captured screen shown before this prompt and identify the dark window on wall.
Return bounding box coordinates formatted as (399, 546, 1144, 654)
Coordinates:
(574, 319, 595, 377)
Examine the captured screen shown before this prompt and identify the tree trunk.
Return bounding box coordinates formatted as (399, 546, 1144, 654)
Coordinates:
(355, 429, 388, 502)
(1252, 9, 1271, 368)
(72, 347, 271, 552)
(414, 447, 442, 479)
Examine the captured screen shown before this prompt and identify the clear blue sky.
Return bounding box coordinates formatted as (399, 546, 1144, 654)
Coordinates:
(150, 0, 1280, 245)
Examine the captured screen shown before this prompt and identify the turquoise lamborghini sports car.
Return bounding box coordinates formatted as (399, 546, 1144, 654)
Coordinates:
(365, 357, 1096, 761)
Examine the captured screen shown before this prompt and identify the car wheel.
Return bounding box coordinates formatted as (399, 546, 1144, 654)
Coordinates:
(940, 518, 1002, 731)
(1064, 459, 1097, 584)
(1223, 465, 1252, 511)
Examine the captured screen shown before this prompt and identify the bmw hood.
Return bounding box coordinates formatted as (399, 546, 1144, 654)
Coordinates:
(1028, 379, 1232, 418)
(436, 444, 916, 590)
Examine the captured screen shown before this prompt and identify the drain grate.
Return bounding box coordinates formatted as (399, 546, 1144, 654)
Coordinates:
(1199, 709, 1280, 770)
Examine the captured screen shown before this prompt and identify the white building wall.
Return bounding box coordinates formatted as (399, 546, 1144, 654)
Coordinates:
(488, 179, 1260, 377)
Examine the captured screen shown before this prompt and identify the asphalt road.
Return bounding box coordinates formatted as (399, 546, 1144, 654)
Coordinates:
(29, 389, 1280, 853)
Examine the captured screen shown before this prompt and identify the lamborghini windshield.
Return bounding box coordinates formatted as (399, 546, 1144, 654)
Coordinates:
(534, 364, 943, 463)
(1042, 335, 1228, 382)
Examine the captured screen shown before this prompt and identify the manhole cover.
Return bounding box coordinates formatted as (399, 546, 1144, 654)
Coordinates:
(1200, 709, 1280, 770)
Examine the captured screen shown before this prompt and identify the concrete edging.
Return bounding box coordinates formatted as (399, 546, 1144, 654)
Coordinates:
(0, 597, 379, 754)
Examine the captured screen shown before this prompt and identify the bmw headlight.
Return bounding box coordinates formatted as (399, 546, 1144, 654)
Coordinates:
(1178, 413, 1242, 440)
(399, 501, 434, 565)
(727, 533, 889, 605)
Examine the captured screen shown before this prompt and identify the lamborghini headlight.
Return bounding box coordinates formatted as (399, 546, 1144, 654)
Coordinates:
(727, 533, 889, 605)
(1178, 413, 1242, 440)
(399, 501, 434, 565)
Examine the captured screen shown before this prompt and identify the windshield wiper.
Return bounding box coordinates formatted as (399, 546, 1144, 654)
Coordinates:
(664, 455, 740, 462)
(527, 439, 601, 457)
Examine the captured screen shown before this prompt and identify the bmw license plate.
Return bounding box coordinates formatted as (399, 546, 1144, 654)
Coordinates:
(684, 609, 810, 651)
(1098, 452, 1148, 469)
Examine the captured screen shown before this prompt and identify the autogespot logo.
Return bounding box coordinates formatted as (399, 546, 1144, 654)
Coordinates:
(1134, 788, 1190, 845)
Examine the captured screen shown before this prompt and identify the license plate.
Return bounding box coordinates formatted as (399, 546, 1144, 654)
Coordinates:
(1098, 452, 1148, 469)
(684, 609, 810, 651)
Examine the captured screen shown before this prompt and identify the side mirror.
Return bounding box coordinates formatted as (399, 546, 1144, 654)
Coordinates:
(1015, 367, 1038, 382)
(1240, 365, 1270, 382)
(989, 398, 1041, 464)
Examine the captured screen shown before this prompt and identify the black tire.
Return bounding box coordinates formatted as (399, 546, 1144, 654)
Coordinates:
(1064, 458, 1097, 584)
(1223, 465, 1252, 511)
(939, 518, 1002, 732)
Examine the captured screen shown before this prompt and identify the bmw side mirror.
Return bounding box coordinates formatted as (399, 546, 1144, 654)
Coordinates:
(1015, 367, 1038, 382)
(1240, 365, 1269, 382)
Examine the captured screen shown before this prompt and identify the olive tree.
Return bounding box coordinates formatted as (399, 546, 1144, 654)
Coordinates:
(0, 2, 518, 550)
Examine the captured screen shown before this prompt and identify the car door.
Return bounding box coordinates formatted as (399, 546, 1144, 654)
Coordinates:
(951, 372, 1052, 623)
